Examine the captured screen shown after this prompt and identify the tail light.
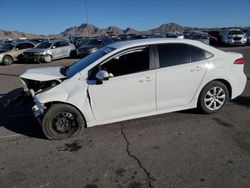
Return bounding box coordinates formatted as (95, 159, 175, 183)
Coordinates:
(234, 58, 244, 65)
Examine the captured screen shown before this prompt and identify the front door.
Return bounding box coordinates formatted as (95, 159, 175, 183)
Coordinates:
(88, 46, 156, 122)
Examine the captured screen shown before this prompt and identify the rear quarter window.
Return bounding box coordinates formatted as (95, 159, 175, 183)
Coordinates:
(188, 45, 206, 62)
(188, 45, 213, 62)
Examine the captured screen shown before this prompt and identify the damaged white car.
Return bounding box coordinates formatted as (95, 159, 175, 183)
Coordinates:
(19, 39, 247, 140)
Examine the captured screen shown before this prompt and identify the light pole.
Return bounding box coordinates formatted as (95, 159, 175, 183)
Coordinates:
(84, 1, 89, 24)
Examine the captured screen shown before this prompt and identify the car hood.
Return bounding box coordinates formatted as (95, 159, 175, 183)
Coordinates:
(20, 66, 65, 81)
(78, 45, 98, 50)
(25, 48, 48, 53)
(228, 34, 245, 37)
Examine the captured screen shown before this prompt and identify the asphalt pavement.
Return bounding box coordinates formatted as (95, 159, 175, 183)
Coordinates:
(0, 46, 249, 188)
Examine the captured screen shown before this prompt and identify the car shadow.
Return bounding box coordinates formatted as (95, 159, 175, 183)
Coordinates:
(231, 96, 250, 108)
(0, 88, 45, 139)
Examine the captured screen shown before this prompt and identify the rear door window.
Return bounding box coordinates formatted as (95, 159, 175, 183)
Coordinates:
(158, 44, 189, 68)
(60, 41, 69, 47)
(16, 43, 26, 50)
(25, 43, 35, 48)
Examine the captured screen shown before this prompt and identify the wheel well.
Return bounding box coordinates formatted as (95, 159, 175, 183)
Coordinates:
(201, 79, 232, 99)
(3, 54, 13, 60)
(213, 79, 232, 99)
(44, 101, 87, 128)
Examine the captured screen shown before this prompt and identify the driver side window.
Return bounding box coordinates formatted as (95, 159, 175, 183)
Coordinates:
(99, 47, 150, 78)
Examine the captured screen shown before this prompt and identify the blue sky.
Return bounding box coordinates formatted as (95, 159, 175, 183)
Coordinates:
(0, 0, 249, 35)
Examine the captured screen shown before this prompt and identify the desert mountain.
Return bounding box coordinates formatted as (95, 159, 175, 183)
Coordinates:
(0, 23, 248, 40)
(0, 30, 40, 40)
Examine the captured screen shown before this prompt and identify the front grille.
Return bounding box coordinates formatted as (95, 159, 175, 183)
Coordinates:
(233, 37, 241, 40)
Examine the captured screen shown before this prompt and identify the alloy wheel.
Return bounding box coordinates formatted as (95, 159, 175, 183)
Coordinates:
(204, 86, 226, 111)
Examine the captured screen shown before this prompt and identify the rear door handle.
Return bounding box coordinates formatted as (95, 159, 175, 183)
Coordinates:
(139, 76, 153, 83)
(190, 66, 202, 72)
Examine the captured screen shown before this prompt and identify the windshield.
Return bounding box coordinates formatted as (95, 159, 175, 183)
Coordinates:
(228, 30, 243, 35)
(35, 41, 53, 49)
(0, 43, 14, 50)
(64, 46, 115, 78)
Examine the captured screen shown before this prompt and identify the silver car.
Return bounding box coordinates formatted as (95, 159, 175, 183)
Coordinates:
(221, 29, 247, 46)
(21, 40, 76, 63)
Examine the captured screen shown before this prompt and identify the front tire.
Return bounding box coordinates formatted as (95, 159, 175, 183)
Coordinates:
(198, 81, 229, 114)
(43, 54, 52, 63)
(42, 104, 85, 140)
(2, 55, 13, 65)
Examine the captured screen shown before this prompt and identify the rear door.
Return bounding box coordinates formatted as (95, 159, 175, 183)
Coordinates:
(155, 43, 208, 109)
(51, 42, 62, 59)
(59, 41, 71, 57)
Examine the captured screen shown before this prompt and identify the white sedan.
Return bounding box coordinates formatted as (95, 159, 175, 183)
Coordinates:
(20, 39, 247, 140)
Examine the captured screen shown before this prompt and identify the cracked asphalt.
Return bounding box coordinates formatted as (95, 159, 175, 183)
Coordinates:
(0, 46, 250, 188)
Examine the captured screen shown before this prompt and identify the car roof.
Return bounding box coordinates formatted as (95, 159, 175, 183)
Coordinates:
(108, 38, 204, 49)
(48, 39, 69, 43)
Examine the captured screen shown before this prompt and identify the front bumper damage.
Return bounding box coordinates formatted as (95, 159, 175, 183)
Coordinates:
(32, 96, 45, 125)
(4, 88, 45, 125)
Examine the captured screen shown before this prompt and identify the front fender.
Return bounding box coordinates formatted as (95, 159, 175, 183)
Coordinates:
(35, 75, 95, 125)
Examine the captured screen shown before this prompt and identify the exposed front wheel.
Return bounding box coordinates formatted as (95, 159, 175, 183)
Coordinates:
(2, 55, 13, 65)
(42, 104, 85, 140)
(198, 81, 229, 114)
(43, 54, 52, 63)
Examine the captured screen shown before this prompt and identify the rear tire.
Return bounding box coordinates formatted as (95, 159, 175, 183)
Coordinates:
(69, 50, 76, 58)
(2, 55, 13, 65)
(198, 81, 229, 114)
(42, 104, 85, 140)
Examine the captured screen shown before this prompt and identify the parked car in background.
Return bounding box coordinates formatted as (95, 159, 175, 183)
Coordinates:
(0, 42, 35, 65)
(165, 32, 184, 39)
(244, 30, 250, 45)
(76, 38, 113, 57)
(221, 29, 247, 46)
(19, 38, 246, 139)
(208, 30, 222, 46)
(69, 35, 84, 45)
(29, 38, 48, 44)
(0, 41, 4, 49)
(21, 40, 76, 63)
(190, 32, 209, 45)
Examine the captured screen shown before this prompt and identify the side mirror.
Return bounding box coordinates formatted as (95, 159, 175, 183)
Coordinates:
(96, 70, 110, 82)
(52, 46, 56, 49)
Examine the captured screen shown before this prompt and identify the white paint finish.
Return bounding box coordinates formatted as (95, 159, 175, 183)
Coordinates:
(19, 39, 247, 128)
(156, 60, 207, 109)
(88, 70, 156, 121)
(21, 67, 65, 81)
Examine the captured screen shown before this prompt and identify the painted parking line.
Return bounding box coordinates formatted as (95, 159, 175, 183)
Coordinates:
(0, 134, 22, 139)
